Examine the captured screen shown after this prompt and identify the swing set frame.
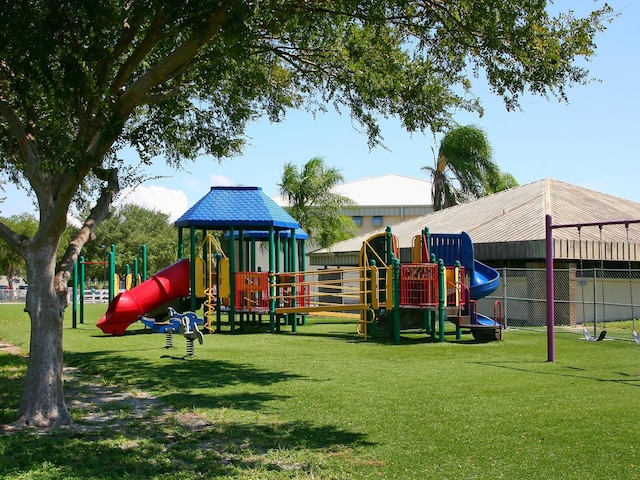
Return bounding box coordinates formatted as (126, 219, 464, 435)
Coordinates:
(545, 214, 640, 362)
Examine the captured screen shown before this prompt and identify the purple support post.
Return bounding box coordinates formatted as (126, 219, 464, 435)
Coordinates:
(545, 214, 555, 362)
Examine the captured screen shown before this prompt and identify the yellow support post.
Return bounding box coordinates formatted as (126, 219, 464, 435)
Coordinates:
(385, 266, 393, 310)
(370, 265, 379, 310)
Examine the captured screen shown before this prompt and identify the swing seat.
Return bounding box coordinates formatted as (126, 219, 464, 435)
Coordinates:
(633, 330, 640, 345)
(583, 326, 607, 342)
(582, 326, 596, 342)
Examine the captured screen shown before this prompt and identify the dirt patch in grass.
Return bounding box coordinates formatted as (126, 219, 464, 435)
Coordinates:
(0, 341, 26, 357)
(0, 341, 210, 435)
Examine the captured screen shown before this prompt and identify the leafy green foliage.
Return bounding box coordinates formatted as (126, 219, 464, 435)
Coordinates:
(279, 157, 356, 248)
(424, 124, 518, 210)
(80, 205, 178, 280)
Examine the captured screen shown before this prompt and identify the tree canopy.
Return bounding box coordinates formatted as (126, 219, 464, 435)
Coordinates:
(0, 1, 614, 428)
(423, 124, 517, 210)
(279, 157, 356, 248)
(80, 204, 178, 282)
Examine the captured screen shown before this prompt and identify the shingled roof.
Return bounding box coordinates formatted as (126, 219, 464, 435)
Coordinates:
(174, 186, 300, 230)
(310, 178, 640, 266)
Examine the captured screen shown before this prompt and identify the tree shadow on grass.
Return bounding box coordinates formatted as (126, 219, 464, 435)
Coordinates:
(63, 350, 308, 410)
(1, 348, 376, 478)
(468, 360, 640, 387)
(0, 354, 27, 424)
(0, 416, 374, 479)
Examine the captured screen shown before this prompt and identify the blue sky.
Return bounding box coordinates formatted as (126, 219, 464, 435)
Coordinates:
(2, 2, 638, 223)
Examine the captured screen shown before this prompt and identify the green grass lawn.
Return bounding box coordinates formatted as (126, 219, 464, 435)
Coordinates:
(1, 303, 639, 479)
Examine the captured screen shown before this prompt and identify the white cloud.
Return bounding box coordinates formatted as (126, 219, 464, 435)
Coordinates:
(209, 174, 234, 186)
(117, 185, 189, 223)
(66, 212, 83, 229)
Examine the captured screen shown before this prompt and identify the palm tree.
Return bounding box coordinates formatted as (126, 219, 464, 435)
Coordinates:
(422, 124, 515, 210)
(278, 157, 356, 248)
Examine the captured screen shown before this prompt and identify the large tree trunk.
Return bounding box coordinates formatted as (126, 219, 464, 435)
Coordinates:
(14, 245, 72, 428)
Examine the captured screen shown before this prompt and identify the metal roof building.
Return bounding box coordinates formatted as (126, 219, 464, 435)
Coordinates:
(309, 178, 640, 267)
(274, 174, 433, 236)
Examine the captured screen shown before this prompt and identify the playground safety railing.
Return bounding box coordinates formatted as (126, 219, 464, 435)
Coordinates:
(234, 271, 270, 311)
(271, 265, 390, 314)
(399, 263, 439, 307)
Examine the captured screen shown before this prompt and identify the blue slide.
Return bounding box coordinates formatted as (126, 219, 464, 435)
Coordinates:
(470, 259, 500, 300)
(429, 233, 501, 328)
(471, 260, 501, 327)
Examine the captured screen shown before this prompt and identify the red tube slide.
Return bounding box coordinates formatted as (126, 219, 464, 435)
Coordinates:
(97, 259, 191, 335)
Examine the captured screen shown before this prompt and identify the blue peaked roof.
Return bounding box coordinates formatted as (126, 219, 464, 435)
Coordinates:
(174, 186, 300, 230)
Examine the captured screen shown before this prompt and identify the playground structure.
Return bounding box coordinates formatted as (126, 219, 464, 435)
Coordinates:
(72, 244, 148, 328)
(97, 186, 502, 341)
(355, 227, 502, 342)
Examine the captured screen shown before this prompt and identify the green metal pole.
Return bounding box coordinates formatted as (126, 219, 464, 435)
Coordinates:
(455, 260, 462, 340)
(238, 229, 245, 330)
(238, 229, 244, 271)
(300, 238, 306, 326)
(133, 258, 139, 287)
(386, 226, 393, 264)
(72, 260, 78, 328)
(229, 226, 236, 332)
(438, 259, 446, 343)
(268, 226, 276, 333)
(274, 233, 281, 332)
(109, 245, 116, 301)
(250, 237, 256, 271)
(392, 257, 401, 343)
(424, 227, 430, 261)
(216, 253, 223, 333)
(290, 228, 297, 332)
(79, 257, 85, 325)
(189, 226, 197, 311)
(141, 244, 147, 281)
(177, 228, 184, 260)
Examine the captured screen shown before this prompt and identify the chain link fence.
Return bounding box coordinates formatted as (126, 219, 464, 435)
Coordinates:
(476, 267, 640, 342)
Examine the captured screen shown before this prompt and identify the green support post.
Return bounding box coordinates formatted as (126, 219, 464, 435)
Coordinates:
(216, 253, 223, 333)
(300, 239, 306, 326)
(392, 256, 401, 344)
(274, 233, 281, 332)
(79, 257, 85, 326)
(290, 228, 297, 332)
(133, 258, 139, 287)
(268, 226, 276, 333)
(438, 259, 446, 342)
(109, 245, 116, 302)
(141, 244, 147, 281)
(423, 309, 430, 335)
(229, 226, 236, 333)
(177, 228, 184, 260)
(238, 229, 245, 331)
(250, 237, 256, 271)
(72, 260, 78, 328)
(189, 226, 197, 311)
